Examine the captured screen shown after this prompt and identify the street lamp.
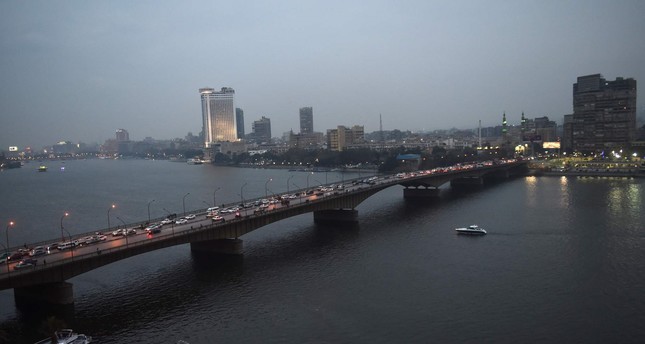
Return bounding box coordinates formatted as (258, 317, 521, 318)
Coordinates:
(60, 212, 69, 243)
(287, 175, 294, 193)
(182, 193, 190, 216)
(116, 217, 129, 246)
(213, 187, 221, 207)
(5, 221, 14, 259)
(240, 182, 247, 205)
(107, 204, 116, 230)
(292, 183, 302, 201)
(147, 200, 155, 223)
(306, 172, 314, 189)
(265, 178, 272, 198)
(62, 228, 74, 259)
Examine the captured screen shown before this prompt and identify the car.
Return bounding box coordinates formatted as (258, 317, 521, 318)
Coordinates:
(14, 258, 37, 270)
(148, 227, 162, 234)
(8, 252, 25, 261)
(212, 215, 225, 223)
(57, 241, 76, 250)
(161, 218, 174, 225)
(83, 235, 106, 245)
(29, 247, 47, 257)
(185, 214, 196, 220)
(175, 218, 188, 225)
(112, 229, 124, 236)
(235, 211, 242, 218)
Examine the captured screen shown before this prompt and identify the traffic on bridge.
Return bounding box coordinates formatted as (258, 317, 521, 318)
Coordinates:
(1, 159, 522, 278)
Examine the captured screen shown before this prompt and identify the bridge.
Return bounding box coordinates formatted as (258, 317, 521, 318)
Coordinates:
(0, 160, 528, 305)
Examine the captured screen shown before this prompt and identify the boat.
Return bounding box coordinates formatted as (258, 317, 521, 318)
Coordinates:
(34, 329, 92, 344)
(38, 165, 48, 172)
(455, 224, 487, 235)
(187, 158, 203, 165)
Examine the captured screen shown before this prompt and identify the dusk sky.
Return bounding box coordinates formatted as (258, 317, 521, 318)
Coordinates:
(1, 0, 644, 149)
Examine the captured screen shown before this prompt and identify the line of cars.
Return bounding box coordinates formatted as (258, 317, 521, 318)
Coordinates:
(1, 234, 109, 270)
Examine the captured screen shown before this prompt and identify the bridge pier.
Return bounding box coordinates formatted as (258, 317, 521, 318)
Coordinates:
(313, 209, 358, 225)
(403, 187, 440, 199)
(14, 281, 74, 306)
(190, 239, 244, 255)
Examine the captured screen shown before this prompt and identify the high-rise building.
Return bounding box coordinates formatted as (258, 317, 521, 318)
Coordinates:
(327, 125, 365, 151)
(299, 107, 314, 134)
(236, 108, 245, 139)
(572, 74, 637, 153)
(116, 129, 129, 142)
(200, 87, 237, 147)
(252, 116, 272, 143)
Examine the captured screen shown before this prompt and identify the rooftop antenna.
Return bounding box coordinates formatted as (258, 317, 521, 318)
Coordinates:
(379, 113, 384, 150)
(478, 120, 482, 148)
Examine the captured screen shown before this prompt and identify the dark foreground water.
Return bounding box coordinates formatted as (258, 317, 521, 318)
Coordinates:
(1, 159, 644, 343)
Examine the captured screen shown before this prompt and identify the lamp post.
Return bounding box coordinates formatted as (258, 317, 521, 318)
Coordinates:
(182, 193, 190, 216)
(62, 228, 74, 259)
(213, 187, 221, 207)
(5, 221, 14, 259)
(306, 172, 314, 189)
(265, 178, 272, 198)
(116, 217, 129, 246)
(292, 183, 302, 202)
(107, 204, 116, 230)
(147, 200, 155, 223)
(240, 182, 247, 205)
(163, 208, 175, 235)
(60, 212, 69, 243)
(287, 175, 294, 193)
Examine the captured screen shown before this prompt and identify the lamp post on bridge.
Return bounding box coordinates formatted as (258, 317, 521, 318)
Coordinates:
(62, 228, 74, 260)
(240, 182, 247, 205)
(265, 178, 272, 198)
(292, 183, 302, 202)
(116, 217, 129, 246)
(182, 193, 190, 216)
(213, 187, 221, 207)
(163, 208, 175, 235)
(107, 204, 116, 231)
(147, 200, 155, 223)
(60, 212, 69, 243)
(287, 175, 294, 193)
(5, 220, 14, 260)
(306, 172, 314, 189)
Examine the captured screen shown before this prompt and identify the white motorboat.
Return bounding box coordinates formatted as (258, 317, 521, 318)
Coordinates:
(455, 224, 487, 235)
(34, 329, 92, 344)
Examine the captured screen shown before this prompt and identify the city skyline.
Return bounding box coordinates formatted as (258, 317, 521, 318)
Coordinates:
(1, 1, 644, 149)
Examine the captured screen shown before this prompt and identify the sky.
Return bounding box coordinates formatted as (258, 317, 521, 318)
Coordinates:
(1, 0, 644, 149)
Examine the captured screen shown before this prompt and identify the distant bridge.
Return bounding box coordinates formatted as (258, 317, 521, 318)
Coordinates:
(0, 161, 528, 305)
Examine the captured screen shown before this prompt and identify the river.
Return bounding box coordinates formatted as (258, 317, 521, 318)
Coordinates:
(1, 159, 644, 343)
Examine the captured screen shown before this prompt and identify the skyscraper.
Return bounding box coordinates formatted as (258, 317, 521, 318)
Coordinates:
(252, 116, 272, 143)
(299, 107, 314, 134)
(236, 108, 245, 139)
(572, 74, 637, 153)
(200, 87, 237, 147)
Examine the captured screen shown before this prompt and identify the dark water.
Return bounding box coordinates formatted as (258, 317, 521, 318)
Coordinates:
(1, 160, 644, 343)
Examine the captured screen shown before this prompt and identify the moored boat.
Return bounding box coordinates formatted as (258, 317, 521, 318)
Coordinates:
(33, 329, 92, 344)
(455, 224, 487, 235)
